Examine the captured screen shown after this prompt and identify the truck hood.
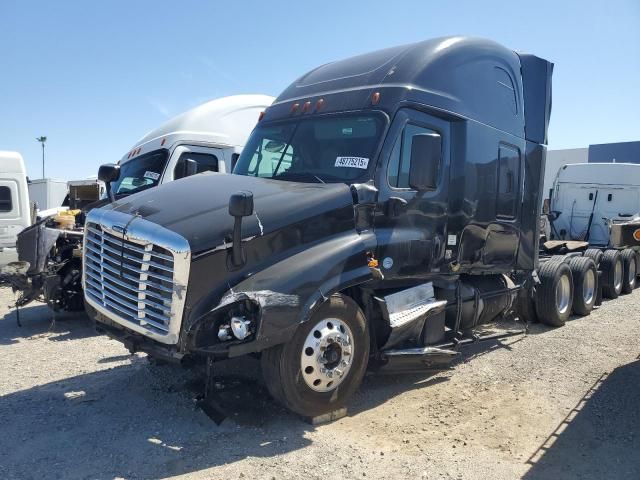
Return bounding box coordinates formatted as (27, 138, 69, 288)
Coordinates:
(105, 172, 355, 253)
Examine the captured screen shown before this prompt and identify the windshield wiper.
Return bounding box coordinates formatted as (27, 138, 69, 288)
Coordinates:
(115, 183, 156, 197)
(273, 172, 325, 184)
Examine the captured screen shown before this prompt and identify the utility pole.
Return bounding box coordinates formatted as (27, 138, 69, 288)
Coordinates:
(36, 136, 47, 178)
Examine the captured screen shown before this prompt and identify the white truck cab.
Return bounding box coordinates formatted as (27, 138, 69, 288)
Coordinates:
(0, 151, 30, 250)
(550, 162, 640, 246)
(108, 94, 274, 196)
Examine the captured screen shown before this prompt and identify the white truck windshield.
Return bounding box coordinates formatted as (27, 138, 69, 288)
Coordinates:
(111, 150, 168, 195)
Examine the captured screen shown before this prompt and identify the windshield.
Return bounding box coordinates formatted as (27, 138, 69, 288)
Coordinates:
(233, 113, 385, 183)
(111, 149, 168, 195)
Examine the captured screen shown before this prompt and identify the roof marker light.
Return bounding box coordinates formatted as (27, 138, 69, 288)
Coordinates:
(291, 103, 300, 114)
(258, 111, 265, 121)
(127, 151, 132, 159)
(371, 92, 381, 105)
(302, 101, 311, 113)
(316, 98, 324, 110)
(160, 138, 166, 146)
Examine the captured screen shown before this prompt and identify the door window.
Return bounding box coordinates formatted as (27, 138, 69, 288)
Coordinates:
(496, 145, 521, 218)
(0, 186, 12, 212)
(388, 124, 440, 189)
(174, 152, 219, 179)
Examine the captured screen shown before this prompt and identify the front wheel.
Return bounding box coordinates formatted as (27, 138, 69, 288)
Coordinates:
(261, 294, 369, 418)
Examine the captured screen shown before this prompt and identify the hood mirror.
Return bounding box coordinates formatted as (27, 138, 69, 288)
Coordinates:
(228, 191, 254, 268)
(98, 163, 121, 202)
(409, 133, 441, 191)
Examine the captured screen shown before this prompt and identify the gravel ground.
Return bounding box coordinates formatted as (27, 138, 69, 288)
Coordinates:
(1, 285, 639, 480)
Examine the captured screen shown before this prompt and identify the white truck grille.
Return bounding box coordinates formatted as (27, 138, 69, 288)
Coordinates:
(83, 209, 190, 344)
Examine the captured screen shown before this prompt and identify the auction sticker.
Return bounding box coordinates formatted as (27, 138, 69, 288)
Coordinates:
(335, 156, 369, 169)
(144, 171, 160, 180)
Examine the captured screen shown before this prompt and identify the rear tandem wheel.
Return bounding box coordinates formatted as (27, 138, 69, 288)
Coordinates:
(567, 256, 597, 316)
(600, 249, 623, 299)
(620, 248, 637, 294)
(535, 261, 574, 327)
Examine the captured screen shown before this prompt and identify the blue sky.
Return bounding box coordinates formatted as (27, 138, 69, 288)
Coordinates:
(1, 0, 639, 179)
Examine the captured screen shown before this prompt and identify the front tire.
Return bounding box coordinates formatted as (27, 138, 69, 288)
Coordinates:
(261, 294, 369, 417)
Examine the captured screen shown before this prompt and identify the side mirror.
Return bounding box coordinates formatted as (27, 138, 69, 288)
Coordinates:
(175, 158, 198, 179)
(98, 163, 120, 183)
(98, 163, 121, 202)
(184, 158, 198, 178)
(228, 191, 254, 268)
(229, 191, 254, 218)
(409, 133, 442, 191)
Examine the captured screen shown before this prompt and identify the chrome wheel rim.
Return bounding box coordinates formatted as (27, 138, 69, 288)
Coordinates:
(614, 259, 623, 292)
(556, 274, 571, 315)
(583, 269, 595, 305)
(301, 318, 354, 392)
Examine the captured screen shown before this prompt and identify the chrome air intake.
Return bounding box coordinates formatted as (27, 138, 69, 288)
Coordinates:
(82, 209, 190, 344)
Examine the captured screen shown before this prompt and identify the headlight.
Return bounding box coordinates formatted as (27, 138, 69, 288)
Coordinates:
(217, 316, 253, 342)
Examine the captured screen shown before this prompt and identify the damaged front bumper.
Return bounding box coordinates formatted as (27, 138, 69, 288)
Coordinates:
(90, 304, 185, 363)
(186, 289, 302, 359)
(89, 287, 302, 362)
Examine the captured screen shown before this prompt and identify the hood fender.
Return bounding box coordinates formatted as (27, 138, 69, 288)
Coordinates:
(186, 230, 377, 356)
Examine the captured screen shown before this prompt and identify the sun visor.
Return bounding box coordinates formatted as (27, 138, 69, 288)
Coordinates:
(518, 53, 553, 145)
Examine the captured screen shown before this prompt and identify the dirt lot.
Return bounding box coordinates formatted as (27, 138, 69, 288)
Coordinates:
(1, 285, 639, 480)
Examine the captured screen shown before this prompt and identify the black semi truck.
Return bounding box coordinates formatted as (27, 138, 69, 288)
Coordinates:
(84, 36, 574, 417)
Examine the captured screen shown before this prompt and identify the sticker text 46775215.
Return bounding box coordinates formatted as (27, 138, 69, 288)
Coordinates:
(334, 156, 369, 169)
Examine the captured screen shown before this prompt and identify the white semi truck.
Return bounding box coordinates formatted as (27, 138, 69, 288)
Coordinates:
(106, 94, 274, 198)
(550, 162, 640, 246)
(0, 151, 30, 252)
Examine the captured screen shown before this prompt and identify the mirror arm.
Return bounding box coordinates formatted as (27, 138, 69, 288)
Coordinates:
(231, 217, 244, 267)
(227, 191, 254, 269)
(106, 182, 116, 203)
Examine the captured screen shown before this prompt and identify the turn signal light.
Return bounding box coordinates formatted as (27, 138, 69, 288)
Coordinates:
(633, 228, 640, 242)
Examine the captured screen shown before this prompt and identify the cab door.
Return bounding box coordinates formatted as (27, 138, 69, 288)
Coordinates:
(0, 179, 28, 248)
(163, 145, 227, 184)
(373, 109, 450, 280)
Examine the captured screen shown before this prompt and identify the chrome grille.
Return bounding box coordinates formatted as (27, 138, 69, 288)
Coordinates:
(83, 209, 190, 344)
